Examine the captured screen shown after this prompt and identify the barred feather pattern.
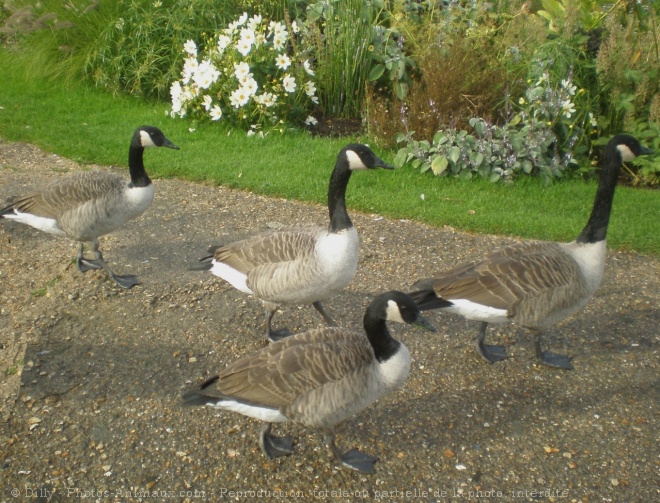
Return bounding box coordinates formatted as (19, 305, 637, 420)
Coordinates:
(3, 171, 154, 241)
(211, 327, 407, 430)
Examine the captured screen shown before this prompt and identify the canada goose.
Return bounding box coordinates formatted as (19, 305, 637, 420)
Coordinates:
(194, 144, 393, 341)
(182, 290, 435, 473)
(409, 134, 653, 370)
(0, 126, 179, 288)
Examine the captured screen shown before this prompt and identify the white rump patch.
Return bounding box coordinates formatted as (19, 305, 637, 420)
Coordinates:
(345, 149, 367, 170)
(385, 299, 406, 324)
(139, 130, 157, 148)
(616, 144, 635, 162)
(3, 210, 65, 236)
(206, 399, 288, 423)
(210, 260, 253, 294)
(444, 299, 509, 323)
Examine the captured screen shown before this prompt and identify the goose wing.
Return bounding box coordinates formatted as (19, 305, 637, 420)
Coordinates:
(7, 171, 124, 218)
(429, 241, 583, 310)
(216, 328, 372, 409)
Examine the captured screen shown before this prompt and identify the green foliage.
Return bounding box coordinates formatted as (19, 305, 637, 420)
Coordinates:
(393, 66, 595, 184)
(305, 0, 378, 118)
(168, 13, 318, 133)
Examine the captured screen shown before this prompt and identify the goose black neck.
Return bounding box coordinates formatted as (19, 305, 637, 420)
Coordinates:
(128, 145, 152, 188)
(576, 149, 621, 244)
(363, 315, 400, 363)
(328, 165, 353, 232)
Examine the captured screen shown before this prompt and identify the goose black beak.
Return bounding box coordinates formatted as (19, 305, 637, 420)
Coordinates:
(164, 139, 180, 150)
(414, 313, 436, 333)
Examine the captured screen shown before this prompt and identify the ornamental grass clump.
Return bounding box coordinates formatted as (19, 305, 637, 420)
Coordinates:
(169, 12, 318, 134)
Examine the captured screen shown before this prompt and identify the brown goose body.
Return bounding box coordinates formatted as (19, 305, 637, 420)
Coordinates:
(410, 134, 654, 369)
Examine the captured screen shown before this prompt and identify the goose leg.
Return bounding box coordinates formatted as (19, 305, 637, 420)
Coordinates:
(312, 301, 338, 327)
(76, 243, 102, 272)
(325, 433, 378, 474)
(88, 241, 140, 289)
(533, 332, 573, 370)
(259, 423, 294, 459)
(474, 322, 508, 363)
(265, 306, 292, 343)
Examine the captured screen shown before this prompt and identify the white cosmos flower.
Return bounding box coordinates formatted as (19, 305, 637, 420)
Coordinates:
(237, 12, 248, 26)
(304, 80, 316, 97)
(248, 14, 262, 31)
(202, 95, 213, 111)
(303, 59, 315, 76)
(561, 79, 577, 96)
(269, 21, 286, 36)
(255, 92, 276, 107)
(193, 59, 220, 89)
(282, 74, 296, 93)
(182, 57, 198, 84)
(291, 20, 299, 34)
(237, 38, 253, 57)
(234, 62, 251, 79)
(305, 116, 318, 126)
(562, 99, 576, 118)
(210, 105, 223, 121)
(183, 39, 197, 56)
(217, 35, 231, 53)
(240, 28, 255, 45)
(230, 87, 250, 108)
(275, 54, 291, 70)
(273, 32, 287, 51)
(311, 96, 319, 105)
(242, 77, 258, 96)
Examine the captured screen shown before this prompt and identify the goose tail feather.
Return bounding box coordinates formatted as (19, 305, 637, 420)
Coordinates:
(182, 376, 220, 406)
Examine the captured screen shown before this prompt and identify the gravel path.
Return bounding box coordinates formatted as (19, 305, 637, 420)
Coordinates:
(0, 138, 658, 502)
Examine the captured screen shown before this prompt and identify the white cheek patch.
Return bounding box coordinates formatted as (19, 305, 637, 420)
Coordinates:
(139, 130, 157, 148)
(346, 150, 367, 170)
(617, 144, 635, 162)
(385, 300, 406, 323)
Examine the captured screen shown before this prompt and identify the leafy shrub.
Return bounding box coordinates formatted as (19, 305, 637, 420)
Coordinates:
(393, 66, 589, 184)
(168, 12, 318, 133)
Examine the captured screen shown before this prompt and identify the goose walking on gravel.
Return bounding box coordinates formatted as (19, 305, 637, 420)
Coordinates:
(0, 125, 179, 288)
(182, 290, 435, 474)
(409, 134, 653, 370)
(194, 144, 393, 341)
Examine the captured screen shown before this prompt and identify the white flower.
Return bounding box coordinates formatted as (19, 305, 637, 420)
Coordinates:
(184, 39, 197, 56)
(193, 59, 220, 90)
(210, 105, 223, 121)
(272, 32, 287, 51)
(182, 57, 198, 84)
(255, 92, 276, 107)
(247, 130, 255, 137)
(240, 28, 255, 45)
(275, 54, 291, 70)
(236, 38, 253, 57)
(247, 14, 262, 31)
(269, 21, 286, 36)
(217, 35, 231, 53)
(304, 80, 316, 97)
(311, 96, 319, 105)
(282, 74, 296, 93)
(561, 99, 576, 118)
(234, 62, 251, 80)
(153, 1, 162, 7)
(589, 112, 598, 127)
(201, 95, 213, 111)
(305, 116, 318, 126)
(291, 20, 299, 34)
(237, 12, 248, 26)
(242, 77, 258, 96)
(561, 79, 577, 96)
(230, 87, 250, 108)
(303, 59, 315, 76)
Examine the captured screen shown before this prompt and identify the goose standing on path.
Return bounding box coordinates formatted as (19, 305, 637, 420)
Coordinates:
(1, 126, 179, 288)
(194, 144, 393, 342)
(182, 290, 435, 473)
(409, 134, 654, 370)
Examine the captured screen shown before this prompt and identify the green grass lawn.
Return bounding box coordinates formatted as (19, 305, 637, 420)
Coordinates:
(0, 50, 658, 256)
